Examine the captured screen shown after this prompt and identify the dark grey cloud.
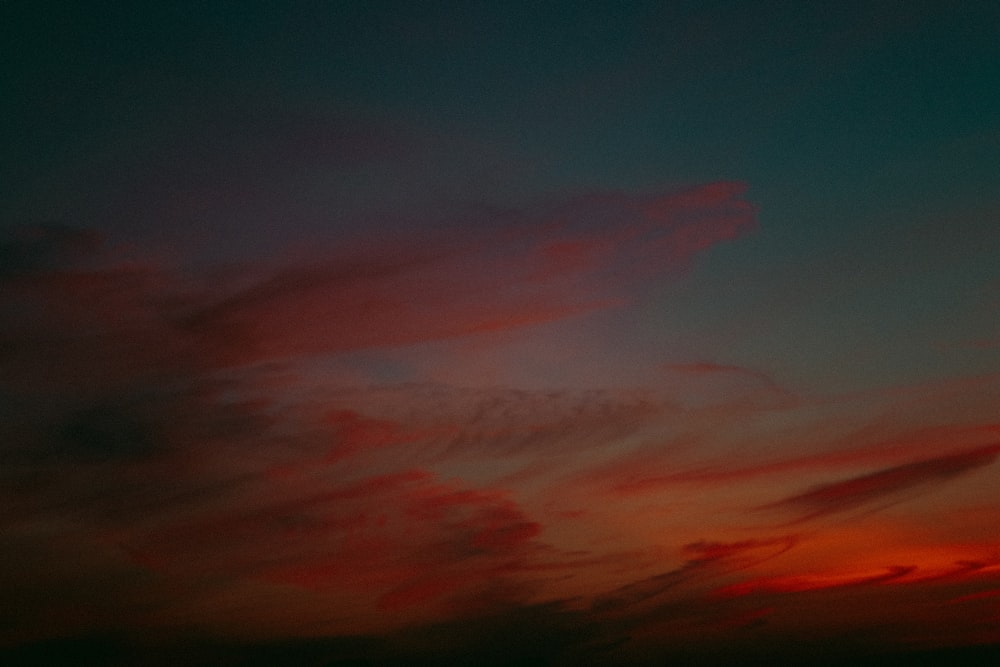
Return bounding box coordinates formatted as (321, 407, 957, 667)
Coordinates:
(0, 222, 100, 277)
(766, 444, 1000, 521)
(591, 536, 798, 613)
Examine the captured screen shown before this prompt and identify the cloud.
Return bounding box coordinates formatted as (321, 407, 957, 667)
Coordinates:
(2, 181, 755, 389)
(764, 444, 1000, 521)
(176, 181, 755, 366)
(118, 468, 547, 619)
(715, 565, 918, 598)
(0, 178, 752, 493)
(327, 384, 662, 464)
(321, 409, 449, 462)
(656, 361, 798, 411)
(591, 536, 798, 612)
(951, 587, 1000, 604)
(0, 341, 676, 639)
(0, 222, 102, 277)
(583, 417, 1000, 498)
(661, 361, 784, 390)
(6, 193, 1000, 661)
(713, 543, 1000, 604)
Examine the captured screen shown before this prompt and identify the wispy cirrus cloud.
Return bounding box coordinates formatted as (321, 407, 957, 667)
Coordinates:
(0, 181, 756, 646)
(5, 181, 1000, 662)
(177, 181, 755, 366)
(1, 181, 755, 380)
(593, 422, 1000, 498)
(591, 536, 799, 613)
(763, 444, 1000, 521)
(716, 565, 918, 598)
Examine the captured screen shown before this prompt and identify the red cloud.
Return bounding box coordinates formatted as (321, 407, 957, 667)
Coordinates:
(322, 410, 455, 462)
(591, 536, 798, 612)
(307, 384, 663, 468)
(713, 548, 1000, 603)
(681, 536, 799, 564)
(118, 466, 545, 618)
(176, 181, 754, 366)
(715, 565, 917, 598)
(595, 422, 1000, 497)
(951, 588, 1000, 604)
(9, 200, 1000, 659)
(1, 181, 754, 393)
(378, 574, 468, 612)
(764, 444, 1000, 521)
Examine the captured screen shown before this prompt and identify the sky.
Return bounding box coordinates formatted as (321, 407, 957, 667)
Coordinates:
(2, 2, 1000, 664)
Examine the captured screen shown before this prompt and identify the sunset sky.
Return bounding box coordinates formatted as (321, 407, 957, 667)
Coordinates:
(3, 2, 1000, 664)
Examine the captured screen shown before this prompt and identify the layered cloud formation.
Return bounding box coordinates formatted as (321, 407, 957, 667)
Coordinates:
(3, 181, 1000, 664)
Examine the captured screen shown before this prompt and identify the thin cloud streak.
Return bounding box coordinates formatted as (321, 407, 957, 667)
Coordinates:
(764, 444, 1000, 521)
(591, 536, 798, 612)
(591, 419, 1000, 497)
